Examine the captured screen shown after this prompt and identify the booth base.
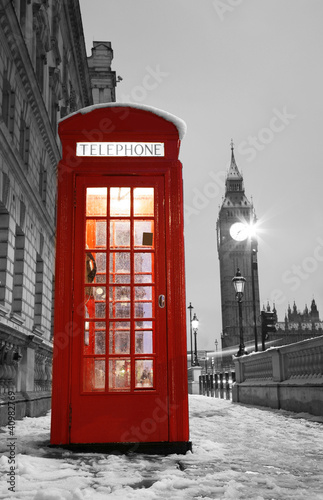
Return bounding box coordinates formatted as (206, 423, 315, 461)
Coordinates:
(49, 441, 192, 455)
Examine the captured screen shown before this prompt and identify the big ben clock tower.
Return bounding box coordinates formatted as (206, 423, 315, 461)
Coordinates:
(217, 142, 261, 351)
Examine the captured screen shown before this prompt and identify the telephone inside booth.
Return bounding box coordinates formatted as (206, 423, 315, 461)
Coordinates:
(50, 104, 191, 454)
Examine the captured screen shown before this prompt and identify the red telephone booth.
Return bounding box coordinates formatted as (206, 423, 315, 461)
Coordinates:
(50, 104, 191, 453)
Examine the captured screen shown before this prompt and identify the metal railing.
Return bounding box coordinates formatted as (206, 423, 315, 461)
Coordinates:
(199, 371, 235, 399)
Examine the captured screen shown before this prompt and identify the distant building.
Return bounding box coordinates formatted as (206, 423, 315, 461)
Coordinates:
(265, 299, 323, 346)
(87, 41, 117, 104)
(0, 0, 116, 424)
(217, 142, 261, 351)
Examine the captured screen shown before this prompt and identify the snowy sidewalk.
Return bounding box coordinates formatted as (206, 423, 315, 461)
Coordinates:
(1, 395, 323, 500)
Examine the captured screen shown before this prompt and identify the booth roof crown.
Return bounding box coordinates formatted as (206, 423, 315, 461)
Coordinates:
(59, 102, 187, 140)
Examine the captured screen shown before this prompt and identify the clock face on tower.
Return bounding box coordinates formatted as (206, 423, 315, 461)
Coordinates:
(230, 222, 248, 241)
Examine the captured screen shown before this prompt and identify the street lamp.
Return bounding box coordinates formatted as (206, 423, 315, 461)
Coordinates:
(249, 220, 259, 352)
(205, 354, 208, 374)
(188, 302, 194, 366)
(192, 313, 200, 366)
(232, 268, 247, 357)
(214, 339, 218, 371)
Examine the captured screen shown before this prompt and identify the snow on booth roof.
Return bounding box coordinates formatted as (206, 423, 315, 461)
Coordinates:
(59, 102, 187, 140)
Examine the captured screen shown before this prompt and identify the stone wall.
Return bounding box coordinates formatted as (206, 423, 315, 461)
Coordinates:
(232, 335, 323, 417)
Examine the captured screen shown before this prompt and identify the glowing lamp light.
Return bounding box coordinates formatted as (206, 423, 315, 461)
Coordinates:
(232, 268, 246, 297)
(247, 222, 257, 239)
(192, 313, 199, 331)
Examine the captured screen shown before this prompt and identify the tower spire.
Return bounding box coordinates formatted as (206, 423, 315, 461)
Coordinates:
(230, 138, 237, 165)
(227, 139, 242, 180)
(225, 138, 244, 195)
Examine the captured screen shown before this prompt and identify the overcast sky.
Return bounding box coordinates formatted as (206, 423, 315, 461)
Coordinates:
(79, 0, 323, 350)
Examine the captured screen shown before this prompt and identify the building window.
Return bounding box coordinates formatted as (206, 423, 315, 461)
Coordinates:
(1, 172, 10, 208)
(69, 82, 77, 113)
(0, 206, 9, 304)
(2, 75, 15, 134)
(35, 43, 45, 93)
(51, 99, 58, 131)
(39, 163, 47, 203)
(19, 113, 30, 167)
(19, 0, 27, 32)
(34, 253, 44, 328)
(12, 226, 25, 315)
(49, 67, 60, 130)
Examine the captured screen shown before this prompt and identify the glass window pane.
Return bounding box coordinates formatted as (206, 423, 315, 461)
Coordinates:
(84, 324, 90, 347)
(110, 221, 130, 248)
(86, 220, 107, 249)
(109, 252, 131, 282)
(135, 286, 152, 301)
(109, 286, 131, 318)
(135, 321, 153, 329)
(85, 252, 97, 286)
(134, 221, 154, 248)
(96, 221, 107, 247)
(134, 188, 154, 216)
(135, 360, 154, 388)
(84, 252, 106, 284)
(135, 302, 153, 318)
(109, 359, 131, 391)
(85, 287, 106, 311)
(135, 331, 153, 353)
(93, 286, 106, 300)
(83, 358, 105, 392)
(110, 188, 130, 216)
(84, 322, 106, 355)
(85, 293, 106, 318)
(95, 253, 107, 272)
(134, 253, 152, 274)
(109, 286, 131, 301)
(112, 274, 131, 284)
(110, 302, 131, 319)
(134, 274, 152, 284)
(86, 188, 107, 216)
(95, 325, 106, 354)
(109, 322, 130, 354)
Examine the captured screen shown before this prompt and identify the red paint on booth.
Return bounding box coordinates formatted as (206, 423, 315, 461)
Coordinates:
(50, 105, 190, 453)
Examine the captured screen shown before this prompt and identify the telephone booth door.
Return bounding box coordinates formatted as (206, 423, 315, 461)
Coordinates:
(70, 175, 168, 444)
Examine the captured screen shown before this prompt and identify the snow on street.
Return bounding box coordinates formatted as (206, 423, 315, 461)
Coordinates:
(1, 395, 323, 500)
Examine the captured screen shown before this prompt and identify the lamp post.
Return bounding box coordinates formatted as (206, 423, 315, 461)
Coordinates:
(251, 246, 258, 351)
(188, 302, 193, 366)
(249, 223, 259, 351)
(214, 339, 218, 372)
(192, 313, 200, 366)
(232, 268, 247, 357)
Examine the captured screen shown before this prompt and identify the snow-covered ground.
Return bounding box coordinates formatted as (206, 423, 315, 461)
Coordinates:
(1, 395, 323, 500)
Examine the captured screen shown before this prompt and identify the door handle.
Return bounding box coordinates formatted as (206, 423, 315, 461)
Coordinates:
(158, 295, 165, 308)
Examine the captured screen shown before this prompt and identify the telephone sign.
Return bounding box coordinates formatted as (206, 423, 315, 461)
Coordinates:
(76, 142, 165, 157)
(50, 104, 191, 453)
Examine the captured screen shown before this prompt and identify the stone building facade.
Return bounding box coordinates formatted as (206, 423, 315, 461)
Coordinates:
(265, 299, 323, 347)
(0, 0, 116, 425)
